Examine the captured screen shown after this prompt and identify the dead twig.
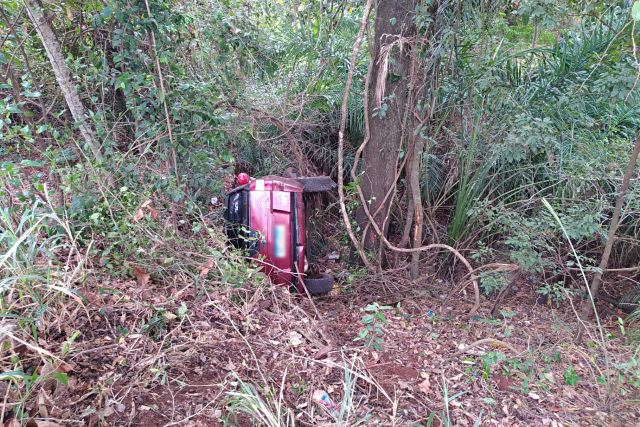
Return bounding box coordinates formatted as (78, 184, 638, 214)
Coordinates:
(441, 263, 518, 319)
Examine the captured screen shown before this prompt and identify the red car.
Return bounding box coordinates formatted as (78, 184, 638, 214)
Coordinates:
(224, 174, 335, 294)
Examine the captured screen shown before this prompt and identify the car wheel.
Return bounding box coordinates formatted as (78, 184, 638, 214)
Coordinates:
(295, 177, 336, 193)
(303, 273, 334, 295)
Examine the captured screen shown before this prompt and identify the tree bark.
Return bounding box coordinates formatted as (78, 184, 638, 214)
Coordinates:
(531, 25, 539, 49)
(24, 0, 104, 163)
(2, 63, 33, 128)
(398, 185, 414, 249)
(574, 131, 640, 344)
(409, 131, 424, 279)
(337, 0, 376, 270)
(356, 0, 416, 262)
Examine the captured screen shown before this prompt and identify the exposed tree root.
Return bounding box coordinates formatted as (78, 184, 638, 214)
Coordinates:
(441, 263, 519, 319)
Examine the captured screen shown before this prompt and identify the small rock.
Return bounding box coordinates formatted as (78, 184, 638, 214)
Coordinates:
(528, 391, 541, 401)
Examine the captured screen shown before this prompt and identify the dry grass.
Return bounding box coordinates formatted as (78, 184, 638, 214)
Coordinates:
(0, 196, 639, 426)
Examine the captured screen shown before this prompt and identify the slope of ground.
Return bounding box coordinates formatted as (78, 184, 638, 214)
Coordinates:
(2, 261, 638, 427)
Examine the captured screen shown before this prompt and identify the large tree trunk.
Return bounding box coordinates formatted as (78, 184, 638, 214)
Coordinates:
(24, 0, 104, 163)
(356, 0, 416, 263)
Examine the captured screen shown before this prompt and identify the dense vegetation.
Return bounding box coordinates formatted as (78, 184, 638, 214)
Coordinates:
(1, 0, 640, 425)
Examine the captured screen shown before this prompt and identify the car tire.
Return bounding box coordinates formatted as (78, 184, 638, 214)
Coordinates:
(303, 273, 334, 295)
(294, 177, 336, 193)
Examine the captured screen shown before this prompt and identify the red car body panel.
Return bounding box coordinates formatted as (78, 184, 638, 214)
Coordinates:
(225, 175, 335, 291)
(246, 176, 305, 287)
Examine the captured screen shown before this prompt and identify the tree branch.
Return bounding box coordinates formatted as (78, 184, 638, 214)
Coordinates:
(337, 0, 375, 270)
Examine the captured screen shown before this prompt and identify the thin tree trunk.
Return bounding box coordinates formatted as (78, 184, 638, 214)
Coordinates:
(531, 25, 539, 48)
(24, 0, 104, 163)
(337, 0, 375, 270)
(409, 133, 424, 279)
(574, 131, 640, 344)
(0, 6, 51, 136)
(2, 63, 33, 128)
(398, 186, 414, 249)
(144, 0, 180, 186)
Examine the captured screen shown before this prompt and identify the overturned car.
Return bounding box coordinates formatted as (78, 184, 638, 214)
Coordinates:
(224, 173, 336, 294)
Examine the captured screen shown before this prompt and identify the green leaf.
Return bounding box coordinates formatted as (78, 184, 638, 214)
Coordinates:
(361, 314, 374, 324)
(7, 104, 22, 114)
(632, 1, 640, 21)
(101, 6, 114, 19)
(54, 372, 68, 386)
(20, 159, 44, 167)
(0, 370, 26, 381)
(177, 302, 187, 319)
(447, 391, 469, 403)
(472, 316, 501, 325)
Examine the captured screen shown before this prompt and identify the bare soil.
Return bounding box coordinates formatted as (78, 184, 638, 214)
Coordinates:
(2, 261, 639, 427)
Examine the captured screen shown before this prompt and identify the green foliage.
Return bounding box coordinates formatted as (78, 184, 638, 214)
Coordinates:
(632, 2, 640, 22)
(563, 365, 580, 386)
(1, 0, 639, 420)
(354, 302, 391, 351)
(536, 281, 569, 307)
(518, 0, 567, 29)
(441, 3, 640, 285)
(615, 348, 640, 392)
(481, 351, 507, 379)
(476, 270, 509, 295)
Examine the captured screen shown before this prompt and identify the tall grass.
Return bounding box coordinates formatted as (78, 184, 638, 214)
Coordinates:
(1, 189, 87, 321)
(442, 7, 639, 255)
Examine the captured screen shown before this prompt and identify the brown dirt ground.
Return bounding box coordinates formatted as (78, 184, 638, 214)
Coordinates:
(1, 259, 639, 427)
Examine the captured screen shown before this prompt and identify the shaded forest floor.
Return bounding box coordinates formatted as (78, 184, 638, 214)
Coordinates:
(3, 259, 639, 427)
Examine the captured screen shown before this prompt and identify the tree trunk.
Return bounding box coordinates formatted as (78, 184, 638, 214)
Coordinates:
(574, 131, 640, 344)
(409, 131, 424, 279)
(2, 63, 34, 128)
(356, 0, 416, 262)
(531, 25, 539, 49)
(24, 0, 104, 163)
